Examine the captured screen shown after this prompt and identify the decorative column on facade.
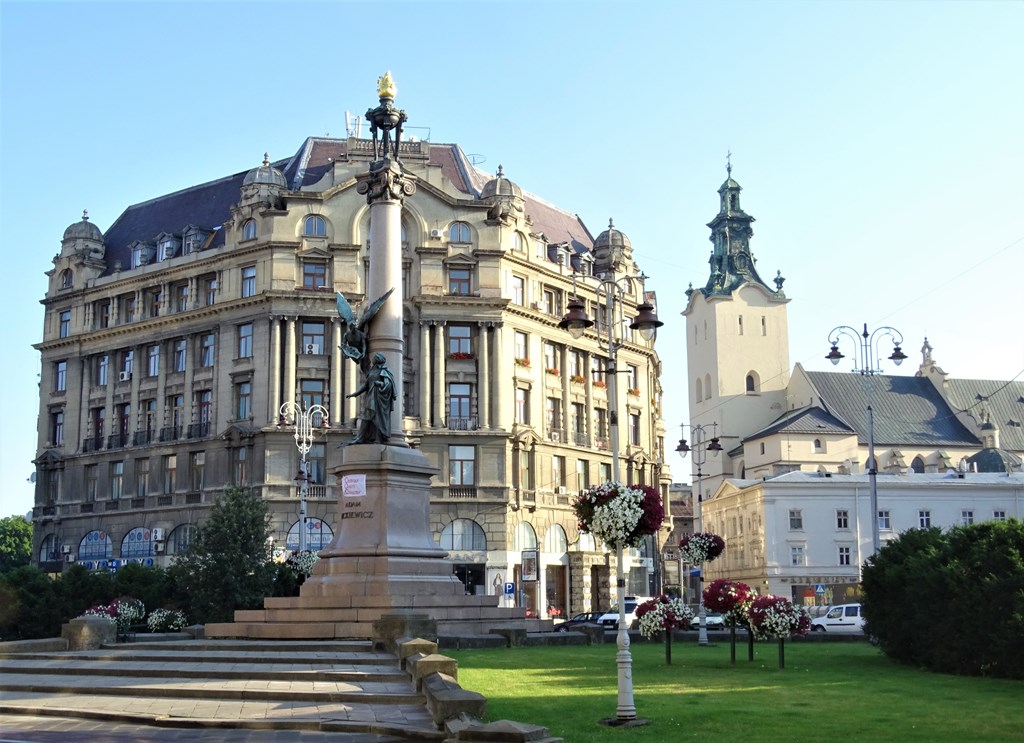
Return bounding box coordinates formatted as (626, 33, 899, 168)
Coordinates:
(284, 316, 297, 405)
(478, 322, 490, 430)
(129, 344, 141, 433)
(188, 276, 199, 310)
(183, 333, 196, 426)
(583, 350, 593, 443)
(493, 323, 506, 430)
(330, 317, 343, 426)
(432, 322, 446, 428)
(560, 344, 570, 437)
(419, 321, 431, 427)
(269, 316, 281, 421)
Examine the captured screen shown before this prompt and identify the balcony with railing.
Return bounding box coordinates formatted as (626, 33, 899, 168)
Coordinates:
(187, 422, 211, 439)
(107, 433, 129, 449)
(159, 426, 181, 442)
(594, 436, 610, 451)
(82, 436, 104, 453)
(296, 484, 330, 499)
(447, 486, 477, 499)
(572, 431, 589, 447)
(133, 430, 155, 446)
(447, 417, 479, 431)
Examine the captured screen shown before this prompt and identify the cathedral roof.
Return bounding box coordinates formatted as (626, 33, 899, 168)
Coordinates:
(966, 447, 1022, 473)
(742, 406, 854, 442)
(939, 378, 1024, 453)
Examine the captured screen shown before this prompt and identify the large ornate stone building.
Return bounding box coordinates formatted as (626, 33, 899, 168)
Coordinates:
(678, 170, 1024, 603)
(32, 136, 672, 618)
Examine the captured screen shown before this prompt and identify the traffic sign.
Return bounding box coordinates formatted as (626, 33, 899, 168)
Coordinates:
(503, 582, 515, 596)
(814, 583, 826, 595)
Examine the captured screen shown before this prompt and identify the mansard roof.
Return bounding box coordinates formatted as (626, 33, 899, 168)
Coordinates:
(806, 371, 979, 447)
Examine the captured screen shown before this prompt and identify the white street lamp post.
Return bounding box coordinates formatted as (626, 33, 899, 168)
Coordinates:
(278, 401, 330, 552)
(825, 323, 906, 557)
(675, 423, 722, 646)
(559, 272, 662, 724)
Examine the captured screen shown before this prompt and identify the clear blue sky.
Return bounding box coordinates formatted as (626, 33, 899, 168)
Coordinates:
(2, 1, 1022, 518)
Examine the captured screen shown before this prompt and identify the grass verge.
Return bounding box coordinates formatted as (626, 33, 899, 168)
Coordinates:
(448, 639, 1024, 742)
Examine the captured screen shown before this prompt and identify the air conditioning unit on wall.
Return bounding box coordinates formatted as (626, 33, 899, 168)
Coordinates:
(154, 543, 165, 554)
(61, 544, 71, 554)
(304, 343, 320, 355)
(65, 553, 76, 562)
(118, 371, 132, 382)
(430, 229, 444, 239)
(557, 486, 568, 495)
(151, 528, 165, 541)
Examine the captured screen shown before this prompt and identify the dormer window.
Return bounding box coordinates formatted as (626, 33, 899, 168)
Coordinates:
(158, 238, 178, 261)
(449, 221, 471, 243)
(304, 215, 326, 237)
(59, 270, 73, 289)
(183, 230, 206, 254)
(242, 219, 257, 241)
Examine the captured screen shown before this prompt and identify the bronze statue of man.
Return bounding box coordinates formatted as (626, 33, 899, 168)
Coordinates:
(346, 352, 397, 445)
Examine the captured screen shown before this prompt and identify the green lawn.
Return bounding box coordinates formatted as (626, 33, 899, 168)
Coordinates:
(448, 639, 1024, 743)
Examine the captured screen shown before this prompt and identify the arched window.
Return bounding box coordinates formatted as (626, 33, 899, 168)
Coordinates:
(79, 530, 113, 560)
(440, 519, 487, 551)
(513, 232, 525, 252)
(704, 373, 712, 399)
(543, 524, 567, 554)
(745, 371, 760, 393)
(577, 532, 596, 552)
(695, 377, 703, 402)
(166, 524, 195, 556)
(38, 534, 60, 562)
(60, 269, 73, 289)
(286, 517, 334, 551)
(813, 438, 824, 453)
(911, 455, 925, 474)
(304, 215, 326, 237)
(449, 221, 471, 243)
(514, 521, 538, 551)
(122, 526, 155, 558)
(242, 219, 257, 241)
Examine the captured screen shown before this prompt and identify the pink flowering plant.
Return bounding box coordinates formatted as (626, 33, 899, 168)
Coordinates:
(635, 594, 693, 638)
(572, 482, 665, 549)
(679, 532, 726, 564)
(747, 595, 811, 640)
(81, 596, 145, 633)
(703, 578, 755, 627)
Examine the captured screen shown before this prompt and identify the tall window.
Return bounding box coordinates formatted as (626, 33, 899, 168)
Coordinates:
(546, 397, 561, 434)
(591, 355, 606, 385)
(110, 461, 124, 500)
(878, 510, 891, 530)
(307, 443, 325, 484)
(196, 390, 212, 435)
(242, 219, 257, 240)
(54, 360, 67, 392)
(625, 364, 638, 393)
(145, 344, 159, 377)
(90, 407, 105, 445)
(543, 343, 558, 372)
(303, 215, 326, 236)
(120, 349, 134, 376)
(60, 269, 73, 289)
(85, 465, 98, 502)
(448, 267, 471, 296)
(838, 546, 851, 566)
(96, 301, 110, 329)
(202, 275, 217, 306)
(233, 447, 248, 485)
(122, 294, 136, 323)
(515, 387, 529, 424)
(148, 288, 161, 317)
(448, 383, 472, 423)
(241, 265, 256, 297)
(599, 462, 611, 482)
(173, 339, 187, 372)
(448, 325, 472, 356)
(301, 321, 325, 353)
(169, 394, 184, 436)
(200, 333, 215, 367)
(514, 331, 528, 363)
(136, 458, 150, 499)
(238, 323, 253, 358)
(142, 399, 157, 440)
(59, 310, 71, 338)
(789, 509, 803, 530)
(551, 455, 565, 488)
(96, 354, 109, 385)
(541, 288, 559, 316)
(511, 275, 525, 305)
(595, 407, 608, 439)
(576, 459, 589, 490)
(790, 545, 806, 566)
(517, 449, 534, 491)
(918, 510, 931, 528)
(629, 412, 641, 445)
(449, 221, 470, 243)
(301, 379, 324, 408)
(236, 381, 252, 420)
(836, 510, 849, 529)
(51, 410, 64, 446)
(115, 402, 131, 442)
(303, 261, 326, 288)
(174, 282, 189, 312)
(571, 403, 585, 437)
(568, 351, 584, 379)
(449, 445, 475, 485)
(190, 451, 205, 491)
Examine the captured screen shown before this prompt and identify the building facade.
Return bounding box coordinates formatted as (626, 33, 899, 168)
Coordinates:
(33, 137, 672, 619)
(675, 170, 1024, 601)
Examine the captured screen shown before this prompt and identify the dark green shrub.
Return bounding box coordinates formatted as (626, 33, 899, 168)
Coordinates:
(862, 519, 1024, 678)
(0, 565, 61, 640)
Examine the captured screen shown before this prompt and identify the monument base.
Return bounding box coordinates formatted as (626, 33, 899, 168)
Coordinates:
(207, 444, 534, 640)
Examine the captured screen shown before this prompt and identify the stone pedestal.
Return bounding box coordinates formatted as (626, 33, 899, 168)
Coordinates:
(207, 445, 530, 640)
(62, 616, 116, 650)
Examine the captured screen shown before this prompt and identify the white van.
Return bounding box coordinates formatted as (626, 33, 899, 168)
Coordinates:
(597, 596, 652, 628)
(810, 603, 865, 634)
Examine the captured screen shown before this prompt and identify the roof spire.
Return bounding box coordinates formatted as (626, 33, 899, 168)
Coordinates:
(726, 149, 732, 178)
(262, 152, 270, 167)
(82, 209, 89, 222)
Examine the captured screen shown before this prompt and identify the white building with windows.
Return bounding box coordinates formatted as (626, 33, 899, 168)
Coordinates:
(33, 134, 671, 619)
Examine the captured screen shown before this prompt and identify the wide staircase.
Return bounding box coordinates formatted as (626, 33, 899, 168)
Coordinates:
(0, 639, 445, 741)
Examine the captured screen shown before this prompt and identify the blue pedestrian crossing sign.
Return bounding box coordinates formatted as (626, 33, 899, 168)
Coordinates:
(814, 583, 826, 595)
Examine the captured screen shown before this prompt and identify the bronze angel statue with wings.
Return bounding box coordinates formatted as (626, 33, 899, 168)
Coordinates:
(335, 287, 394, 374)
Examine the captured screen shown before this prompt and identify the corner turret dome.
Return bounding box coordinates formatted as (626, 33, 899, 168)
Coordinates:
(243, 153, 287, 188)
(480, 164, 522, 199)
(63, 210, 103, 242)
(593, 218, 631, 252)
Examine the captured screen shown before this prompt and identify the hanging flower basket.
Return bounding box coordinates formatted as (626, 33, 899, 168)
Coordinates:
(636, 595, 693, 638)
(448, 352, 475, 360)
(748, 595, 811, 641)
(703, 578, 755, 626)
(572, 481, 664, 550)
(679, 531, 726, 564)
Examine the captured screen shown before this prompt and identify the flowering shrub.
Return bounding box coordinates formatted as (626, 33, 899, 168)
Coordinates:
(703, 578, 755, 626)
(286, 549, 320, 577)
(748, 595, 811, 640)
(147, 608, 188, 632)
(572, 481, 665, 549)
(81, 596, 145, 633)
(679, 532, 726, 564)
(570, 374, 586, 384)
(449, 352, 474, 360)
(514, 357, 531, 367)
(635, 595, 693, 638)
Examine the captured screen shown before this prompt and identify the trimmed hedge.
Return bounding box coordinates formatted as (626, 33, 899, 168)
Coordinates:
(861, 519, 1024, 678)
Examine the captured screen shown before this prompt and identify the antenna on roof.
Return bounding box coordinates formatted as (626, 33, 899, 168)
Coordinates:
(344, 111, 362, 138)
(467, 154, 486, 165)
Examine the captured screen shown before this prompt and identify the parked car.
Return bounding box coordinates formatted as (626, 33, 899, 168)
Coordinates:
(597, 596, 652, 628)
(700, 611, 726, 631)
(810, 603, 865, 634)
(554, 611, 606, 632)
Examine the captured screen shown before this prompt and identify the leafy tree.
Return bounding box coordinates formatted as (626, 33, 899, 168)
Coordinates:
(171, 487, 274, 623)
(0, 565, 60, 640)
(862, 519, 1024, 678)
(0, 514, 32, 572)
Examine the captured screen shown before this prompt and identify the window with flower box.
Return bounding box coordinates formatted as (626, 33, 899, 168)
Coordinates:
(448, 325, 472, 357)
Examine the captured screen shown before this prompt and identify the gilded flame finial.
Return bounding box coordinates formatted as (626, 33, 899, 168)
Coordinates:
(377, 71, 396, 99)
